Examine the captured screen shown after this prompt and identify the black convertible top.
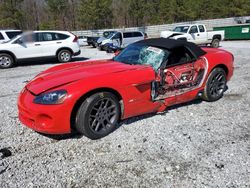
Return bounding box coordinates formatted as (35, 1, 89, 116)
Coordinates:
(135, 38, 206, 58)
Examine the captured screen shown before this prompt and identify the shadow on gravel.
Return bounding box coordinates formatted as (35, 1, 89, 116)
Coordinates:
(16, 57, 89, 67)
(38, 132, 82, 141)
(39, 99, 203, 141)
(123, 99, 203, 125)
(72, 57, 90, 62)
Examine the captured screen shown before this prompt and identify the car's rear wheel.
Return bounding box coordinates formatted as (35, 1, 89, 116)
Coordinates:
(75, 92, 121, 139)
(0, 53, 15, 69)
(211, 38, 220, 48)
(202, 68, 227, 102)
(57, 50, 72, 63)
(92, 42, 97, 48)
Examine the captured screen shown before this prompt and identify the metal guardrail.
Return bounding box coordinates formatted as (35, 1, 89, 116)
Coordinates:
(72, 16, 250, 37)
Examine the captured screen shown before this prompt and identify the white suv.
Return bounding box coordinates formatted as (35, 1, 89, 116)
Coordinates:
(0, 30, 23, 43)
(0, 31, 81, 69)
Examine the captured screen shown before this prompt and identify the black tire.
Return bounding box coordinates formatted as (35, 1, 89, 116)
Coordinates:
(106, 48, 112, 53)
(202, 68, 227, 102)
(211, 38, 220, 48)
(57, 50, 72, 63)
(75, 92, 121, 139)
(97, 45, 103, 51)
(0, 53, 15, 69)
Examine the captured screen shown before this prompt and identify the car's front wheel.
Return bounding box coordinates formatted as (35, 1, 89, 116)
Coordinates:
(0, 53, 15, 69)
(202, 68, 227, 102)
(57, 50, 72, 63)
(75, 92, 121, 139)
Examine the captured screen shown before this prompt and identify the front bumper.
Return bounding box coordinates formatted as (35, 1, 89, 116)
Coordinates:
(18, 88, 72, 134)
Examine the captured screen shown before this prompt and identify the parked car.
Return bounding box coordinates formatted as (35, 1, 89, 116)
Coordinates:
(98, 31, 146, 50)
(235, 17, 250, 24)
(18, 38, 234, 139)
(87, 31, 116, 48)
(96, 31, 117, 49)
(245, 19, 250, 23)
(0, 30, 22, 43)
(0, 31, 81, 69)
(161, 24, 225, 48)
(78, 36, 87, 46)
(105, 32, 148, 53)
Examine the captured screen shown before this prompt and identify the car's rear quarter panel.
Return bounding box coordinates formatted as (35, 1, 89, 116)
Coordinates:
(202, 48, 234, 81)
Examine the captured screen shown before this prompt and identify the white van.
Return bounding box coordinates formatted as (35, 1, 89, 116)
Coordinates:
(98, 31, 145, 50)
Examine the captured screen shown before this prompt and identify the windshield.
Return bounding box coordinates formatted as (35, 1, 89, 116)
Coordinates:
(5, 34, 22, 43)
(113, 43, 169, 71)
(106, 32, 117, 39)
(173, 26, 190, 33)
(103, 31, 115, 38)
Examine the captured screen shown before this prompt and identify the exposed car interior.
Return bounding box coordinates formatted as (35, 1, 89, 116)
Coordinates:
(166, 47, 194, 67)
(153, 46, 207, 100)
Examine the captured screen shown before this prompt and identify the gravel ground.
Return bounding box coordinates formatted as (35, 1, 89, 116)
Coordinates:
(0, 42, 249, 188)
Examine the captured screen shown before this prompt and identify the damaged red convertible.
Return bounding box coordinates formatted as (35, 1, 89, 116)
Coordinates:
(18, 38, 234, 139)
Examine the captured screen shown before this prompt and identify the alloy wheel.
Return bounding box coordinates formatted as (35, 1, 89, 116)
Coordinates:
(60, 52, 71, 62)
(208, 72, 226, 98)
(88, 98, 118, 133)
(0, 56, 11, 67)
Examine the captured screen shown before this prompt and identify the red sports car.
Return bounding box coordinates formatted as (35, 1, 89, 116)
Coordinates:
(18, 38, 234, 139)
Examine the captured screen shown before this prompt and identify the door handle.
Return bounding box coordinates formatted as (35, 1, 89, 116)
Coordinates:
(35, 44, 41, 46)
(57, 42, 62, 44)
(197, 34, 200, 36)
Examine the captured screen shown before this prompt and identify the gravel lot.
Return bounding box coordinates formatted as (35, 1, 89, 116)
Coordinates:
(0, 42, 249, 188)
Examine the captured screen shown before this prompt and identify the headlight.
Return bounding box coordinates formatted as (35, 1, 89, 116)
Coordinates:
(33, 90, 67, 105)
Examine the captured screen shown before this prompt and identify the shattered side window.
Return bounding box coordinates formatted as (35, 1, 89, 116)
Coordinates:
(138, 46, 166, 71)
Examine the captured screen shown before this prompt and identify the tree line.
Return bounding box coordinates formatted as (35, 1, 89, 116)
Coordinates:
(0, 0, 249, 31)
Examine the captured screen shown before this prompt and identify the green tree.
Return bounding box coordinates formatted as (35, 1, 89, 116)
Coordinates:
(45, 0, 69, 29)
(127, 0, 147, 26)
(223, 0, 250, 17)
(0, 0, 24, 29)
(78, 0, 113, 30)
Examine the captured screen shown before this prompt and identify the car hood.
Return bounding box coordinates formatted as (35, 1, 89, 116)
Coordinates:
(160, 30, 183, 38)
(26, 60, 148, 95)
(97, 37, 106, 43)
(0, 42, 10, 48)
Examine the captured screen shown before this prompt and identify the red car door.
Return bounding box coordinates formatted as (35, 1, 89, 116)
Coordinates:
(162, 58, 207, 104)
(155, 46, 207, 103)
